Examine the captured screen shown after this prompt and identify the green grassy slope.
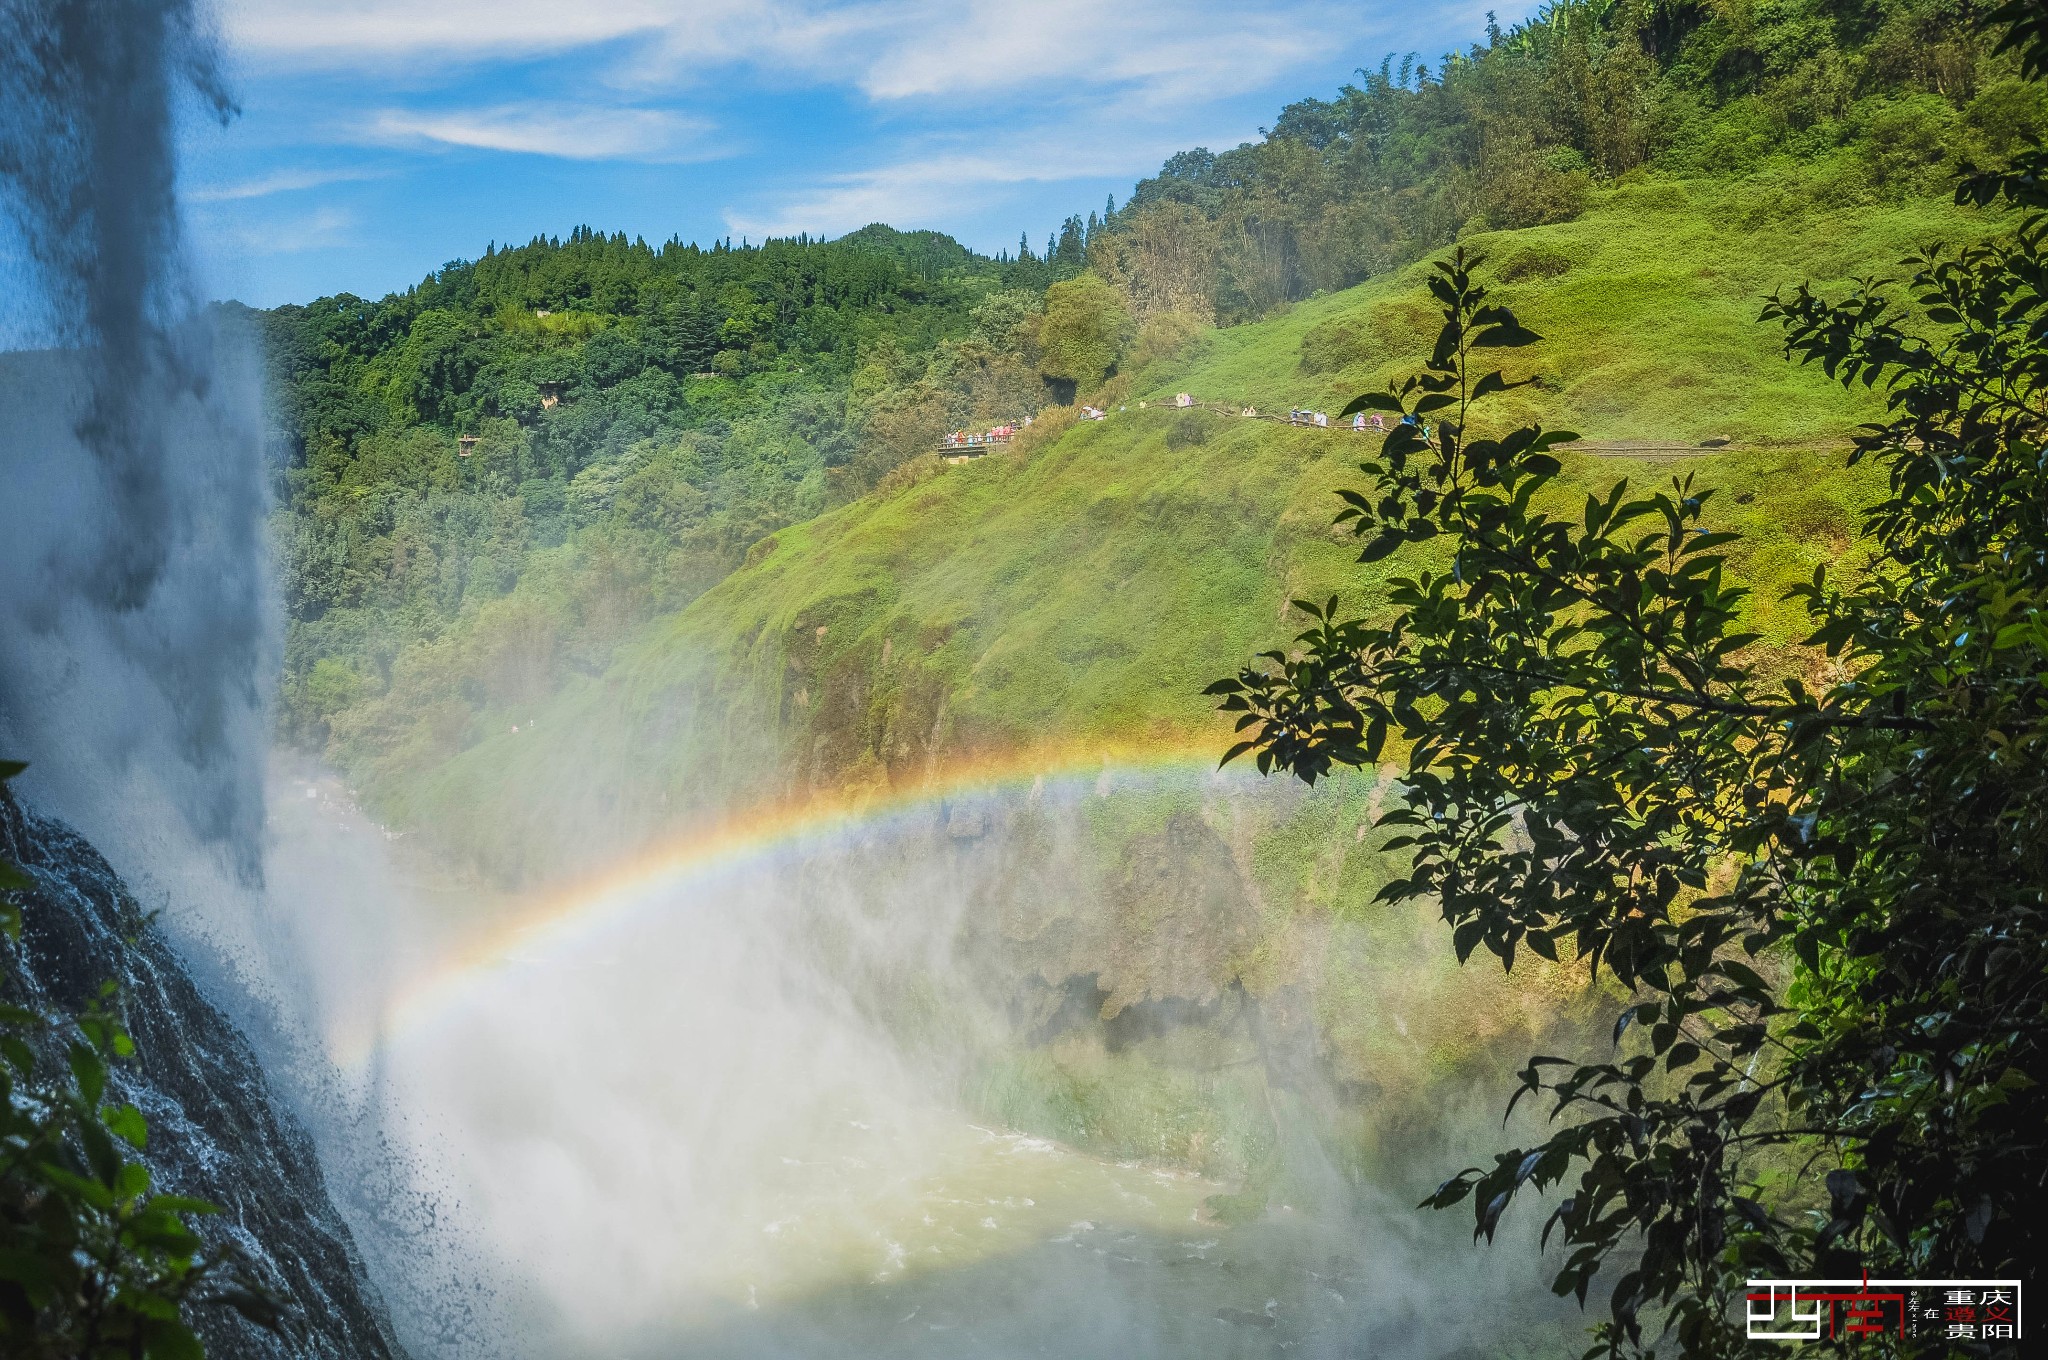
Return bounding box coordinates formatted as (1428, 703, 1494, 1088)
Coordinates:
(381, 180, 1987, 884)
(1213, 176, 1956, 442)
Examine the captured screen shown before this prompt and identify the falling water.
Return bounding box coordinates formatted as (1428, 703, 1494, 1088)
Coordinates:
(0, 7, 509, 1351)
(0, 0, 272, 872)
(0, 2, 423, 1350)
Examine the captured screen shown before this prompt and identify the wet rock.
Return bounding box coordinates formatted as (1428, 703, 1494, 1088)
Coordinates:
(0, 789, 403, 1360)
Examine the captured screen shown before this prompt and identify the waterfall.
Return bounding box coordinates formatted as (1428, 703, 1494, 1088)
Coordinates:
(0, 5, 427, 1355)
(0, 0, 274, 875)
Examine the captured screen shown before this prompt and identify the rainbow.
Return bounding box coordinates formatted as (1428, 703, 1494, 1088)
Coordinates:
(336, 734, 1238, 1071)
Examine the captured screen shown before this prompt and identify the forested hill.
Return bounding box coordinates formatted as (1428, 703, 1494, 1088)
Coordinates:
(1092, 0, 2039, 318)
(259, 224, 1079, 750)
(262, 223, 1023, 462)
(262, 0, 2045, 832)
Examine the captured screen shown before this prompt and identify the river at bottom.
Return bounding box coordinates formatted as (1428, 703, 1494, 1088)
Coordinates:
(605, 1092, 1576, 1360)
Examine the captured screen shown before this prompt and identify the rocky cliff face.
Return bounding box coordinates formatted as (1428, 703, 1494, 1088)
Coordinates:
(0, 789, 403, 1360)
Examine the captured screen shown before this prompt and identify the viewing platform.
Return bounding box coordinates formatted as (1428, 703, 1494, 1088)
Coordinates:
(937, 426, 1019, 462)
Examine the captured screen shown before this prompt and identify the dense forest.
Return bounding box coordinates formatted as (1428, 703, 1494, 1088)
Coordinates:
(264, 0, 2045, 793)
(259, 227, 1076, 760)
(1104, 0, 2041, 318)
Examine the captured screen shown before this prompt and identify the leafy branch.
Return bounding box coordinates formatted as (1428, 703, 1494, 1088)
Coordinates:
(1209, 193, 2048, 1356)
(0, 762, 284, 1358)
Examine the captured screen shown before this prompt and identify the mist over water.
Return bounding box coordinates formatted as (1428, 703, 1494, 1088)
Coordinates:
(266, 764, 1585, 1360)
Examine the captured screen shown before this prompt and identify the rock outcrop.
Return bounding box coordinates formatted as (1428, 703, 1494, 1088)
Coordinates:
(0, 789, 403, 1359)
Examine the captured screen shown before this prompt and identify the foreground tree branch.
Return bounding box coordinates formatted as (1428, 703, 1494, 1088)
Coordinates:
(1209, 123, 2048, 1355)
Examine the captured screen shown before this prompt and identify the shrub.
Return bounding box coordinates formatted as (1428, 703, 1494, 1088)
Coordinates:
(1165, 411, 1212, 450)
(1037, 273, 1133, 393)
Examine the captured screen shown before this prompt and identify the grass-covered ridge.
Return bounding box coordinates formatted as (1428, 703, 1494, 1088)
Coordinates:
(368, 179, 1989, 885)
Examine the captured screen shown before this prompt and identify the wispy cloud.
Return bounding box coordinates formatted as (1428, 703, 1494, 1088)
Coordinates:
(226, 0, 1375, 112)
(221, 0, 675, 63)
(208, 204, 359, 257)
(186, 166, 388, 203)
(723, 135, 1187, 241)
(840, 0, 1342, 105)
(362, 105, 713, 161)
(195, 0, 1490, 303)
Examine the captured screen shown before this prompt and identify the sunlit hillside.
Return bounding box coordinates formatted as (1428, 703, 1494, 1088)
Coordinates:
(375, 177, 1990, 885)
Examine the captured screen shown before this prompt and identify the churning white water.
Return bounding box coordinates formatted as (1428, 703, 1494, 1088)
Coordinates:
(262, 760, 1583, 1360)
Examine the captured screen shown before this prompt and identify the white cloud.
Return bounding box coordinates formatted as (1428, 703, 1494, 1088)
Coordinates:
(725, 154, 1032, 240)
(722, 134, 1189, 241)
(202, 0, 1495, 293)
(840, 0, 1339, 105)
(224, 0, 1380, 114)
(216, 0, 1454, 215)
(221, 0, 845, 75)
(362, 105, 712, 161)
(207, 204, 359, 256)
(220, 0, 675, 62)
(186, 166, 387, 202)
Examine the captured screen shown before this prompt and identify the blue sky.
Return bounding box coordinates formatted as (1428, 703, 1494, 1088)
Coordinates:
(186, 0, 1502, 308)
